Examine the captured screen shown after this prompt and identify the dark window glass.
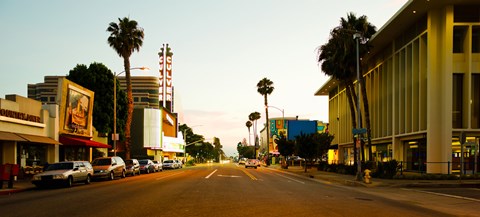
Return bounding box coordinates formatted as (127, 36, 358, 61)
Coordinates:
(49, 96, 55, 102)
(452, 73, 464, 128)
(453, 26, 468, 53)
(472, 74, 480, 129)
(141, 97, 149, 102)
(473, 26, 480, 53)
(454, 6, 480, 22)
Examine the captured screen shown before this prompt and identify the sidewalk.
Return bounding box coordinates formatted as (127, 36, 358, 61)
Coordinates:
(266, 164, 480, 188)
(0, 178, 35, 195)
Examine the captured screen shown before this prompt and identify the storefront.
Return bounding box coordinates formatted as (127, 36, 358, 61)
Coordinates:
(0, 95, 60, 178)
(59, 136, 110, 162)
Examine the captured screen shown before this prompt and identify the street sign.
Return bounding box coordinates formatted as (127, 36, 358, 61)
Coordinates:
(352, 128, 367, 135)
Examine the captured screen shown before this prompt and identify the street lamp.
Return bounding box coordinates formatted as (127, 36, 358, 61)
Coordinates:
(353, 32, 363, 181)
(113, 67, 149, 156)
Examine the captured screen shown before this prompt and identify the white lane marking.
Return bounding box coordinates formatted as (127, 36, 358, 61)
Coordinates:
(217, 174, 240, 178)
(275, 173, 305, 184)
(155, 171, 185, 180)
(205, 169, 218, 179)
(404, 188, 480, 202)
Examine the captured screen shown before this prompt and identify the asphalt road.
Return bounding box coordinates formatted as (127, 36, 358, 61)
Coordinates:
(0, 163, 477, 217)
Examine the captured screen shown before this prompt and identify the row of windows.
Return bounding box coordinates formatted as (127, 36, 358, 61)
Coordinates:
(452, 74, 480, 129)
(453, 25, 480, 53)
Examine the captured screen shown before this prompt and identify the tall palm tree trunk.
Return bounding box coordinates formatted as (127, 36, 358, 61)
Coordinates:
(124, 57, 133, 160)
(264, 95, 270, 165)
(360, 75, 372, 161)
(345, 80, 358, 167)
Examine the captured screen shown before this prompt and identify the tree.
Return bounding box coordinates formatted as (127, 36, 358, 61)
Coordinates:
(295, 133, 317, 172)
(317, 12, 376, 164)
(179, 124, 204, 157)
(248, 112, 261, 157)
(245, 121, 252, 146)
(107, 17, 145, 160)
(256, 78, 274, 164)
(67, 63, 127, 140)
(275, 132, 295, 168)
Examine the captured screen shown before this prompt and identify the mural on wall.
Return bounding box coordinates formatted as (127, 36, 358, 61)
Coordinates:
(57, 78, 94, 137)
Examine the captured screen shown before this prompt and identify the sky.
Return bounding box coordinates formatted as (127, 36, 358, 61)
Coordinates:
(0, 0, 408, 156)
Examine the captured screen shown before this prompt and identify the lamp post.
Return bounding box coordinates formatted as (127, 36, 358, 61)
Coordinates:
(353, 33, 363, 181)
(113, 67, 149, 156)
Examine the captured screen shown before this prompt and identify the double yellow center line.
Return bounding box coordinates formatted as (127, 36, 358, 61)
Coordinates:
(242, 169, 257, 180)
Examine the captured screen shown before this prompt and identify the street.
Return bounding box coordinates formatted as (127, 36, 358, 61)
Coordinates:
(0, 163, 478, 217)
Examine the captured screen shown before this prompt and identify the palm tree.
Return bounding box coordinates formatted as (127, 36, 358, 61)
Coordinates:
(249, 112, 261, 158)
(257, 78, 274, 164)
(339, 13, 376, 161)
(245, 121, 252, 146)
(107, 17, 144, 160)
(317, 12, 376, 164)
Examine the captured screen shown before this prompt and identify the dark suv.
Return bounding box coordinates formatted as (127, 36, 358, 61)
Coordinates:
(91, 156, 126, 180)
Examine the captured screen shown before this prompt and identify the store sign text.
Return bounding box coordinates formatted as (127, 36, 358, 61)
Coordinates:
(0, 109, 41, 123)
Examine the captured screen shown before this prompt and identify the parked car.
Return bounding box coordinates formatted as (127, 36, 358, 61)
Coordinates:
(91, 156, 126, 180)
(162, 159, 177, 169)
(152, 160, 163, 172)
(139, 159, 155, 174)
(175, 159, 183, 168)
(31, 161, 93, 188)
(245, 159, 258, 169)
(125, 159, 140, 176)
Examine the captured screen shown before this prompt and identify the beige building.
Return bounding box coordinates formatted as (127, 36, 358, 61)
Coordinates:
(315, 1, 480, 174)
(117, 76, 161, 109)
(0, 95, 60, 177)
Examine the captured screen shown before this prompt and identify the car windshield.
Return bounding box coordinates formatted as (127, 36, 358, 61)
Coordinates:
(139, 160, 149, 164)
(125, 160, 134, 165)
(46, 162, 74, 171)
(164, 160, 173, 163)
(91, 158, 111, 166)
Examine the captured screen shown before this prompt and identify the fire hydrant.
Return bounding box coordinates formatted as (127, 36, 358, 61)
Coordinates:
(364, 169, 372, 184)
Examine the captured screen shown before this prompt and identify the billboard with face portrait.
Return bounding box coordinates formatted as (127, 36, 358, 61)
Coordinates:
(57, 78, 95, 137)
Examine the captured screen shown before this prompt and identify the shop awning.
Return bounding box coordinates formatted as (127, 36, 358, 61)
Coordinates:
(16, 133, 60, 145)
(60, 136, 111, 148)
(0, 131, 27, 142)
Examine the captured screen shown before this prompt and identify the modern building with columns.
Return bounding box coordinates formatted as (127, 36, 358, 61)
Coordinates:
(315, 0, 480, 174)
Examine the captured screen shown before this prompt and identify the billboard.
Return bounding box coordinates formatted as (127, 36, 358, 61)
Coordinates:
(143, 108, 161, 148)
(57, 78, 94, 137)
(287, 120, 317, 141)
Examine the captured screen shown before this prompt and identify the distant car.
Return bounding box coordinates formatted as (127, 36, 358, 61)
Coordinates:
(31, 161, 93, 188)
(238, 158, 247, 165)
(175, 159, 183, 168)
(91, 156, 126, 180)
(152, 160, 163, 172)
(125, 159, 140, 176)
(139, 159, 155, 174)
(245, 159, 258, 169)
(162, 159, 177, 169)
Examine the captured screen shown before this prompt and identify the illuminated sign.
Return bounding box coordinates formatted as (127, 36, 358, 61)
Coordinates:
(165, 55, 173, 102)
(159, 55, 164, 102)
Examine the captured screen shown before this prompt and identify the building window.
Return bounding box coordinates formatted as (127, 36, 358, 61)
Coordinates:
(472, 74, 480, 129)
(134, 97, 139, 102)
(40, 97, 48, 102)
(473, 26, 480, 53)
(404, 139, 426, 172)
(452, 73, 464, 128)
(49, 96, 55, 102)
(454, 6, 480, 22)
(141, 97, 149, 102)
(453, 26, 468, 53)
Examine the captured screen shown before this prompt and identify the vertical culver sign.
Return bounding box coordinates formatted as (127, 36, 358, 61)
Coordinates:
(158, 48, 164, 103)
(158, 44, 173, 110)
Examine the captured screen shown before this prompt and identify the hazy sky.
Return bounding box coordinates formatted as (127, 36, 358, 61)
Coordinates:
(0, 0, 408, 156)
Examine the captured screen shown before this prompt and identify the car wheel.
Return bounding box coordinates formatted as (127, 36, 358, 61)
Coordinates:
(66, 176, 73, 187)
(146, 168, 150, 174)
(85, 175, 91, 184)
(121, 170, 126, 178)
(109, 171, 115, 180)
